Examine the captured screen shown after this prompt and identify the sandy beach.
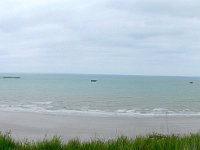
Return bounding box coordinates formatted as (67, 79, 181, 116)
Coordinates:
(0, 111, 200, 142)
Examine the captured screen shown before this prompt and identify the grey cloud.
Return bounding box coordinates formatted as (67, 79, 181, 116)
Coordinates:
(0, 0, 200, 75)
(106, 0, 200, 18)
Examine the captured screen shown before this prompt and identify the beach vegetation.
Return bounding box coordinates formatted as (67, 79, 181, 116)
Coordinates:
(1, 133, 200, 150)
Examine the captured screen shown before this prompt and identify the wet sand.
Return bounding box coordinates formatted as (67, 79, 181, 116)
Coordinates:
(0, 111, 200, 141)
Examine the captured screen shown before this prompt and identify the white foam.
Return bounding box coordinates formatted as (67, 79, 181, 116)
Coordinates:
(0, 104, 200, 117)
(116, 109, 129, 113)
(31, 101, 53, 105)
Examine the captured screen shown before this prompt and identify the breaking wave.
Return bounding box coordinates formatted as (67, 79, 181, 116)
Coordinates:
(0, 103, 199, 117)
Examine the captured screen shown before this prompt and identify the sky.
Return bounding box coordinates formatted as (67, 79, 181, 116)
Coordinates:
(0, 0, 200, 76)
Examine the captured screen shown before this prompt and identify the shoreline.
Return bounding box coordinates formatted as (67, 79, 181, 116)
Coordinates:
(0, 111, 200, 141)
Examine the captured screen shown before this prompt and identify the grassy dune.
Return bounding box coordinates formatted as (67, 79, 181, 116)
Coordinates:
(1, 133, 200, 150)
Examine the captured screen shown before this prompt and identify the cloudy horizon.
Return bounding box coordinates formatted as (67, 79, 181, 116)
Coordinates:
(0, 0, 200, 76)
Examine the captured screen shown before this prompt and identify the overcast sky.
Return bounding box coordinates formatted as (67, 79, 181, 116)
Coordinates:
(0, 0, 200, 76)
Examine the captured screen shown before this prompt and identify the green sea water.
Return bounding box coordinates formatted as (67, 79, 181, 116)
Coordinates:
(0, 73, 200, 116)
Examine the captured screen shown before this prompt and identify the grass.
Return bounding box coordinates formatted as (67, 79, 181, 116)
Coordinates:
(1, 132, 200, 150)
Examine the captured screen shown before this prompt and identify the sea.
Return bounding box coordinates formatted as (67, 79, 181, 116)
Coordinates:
(0, 73, 200, 117)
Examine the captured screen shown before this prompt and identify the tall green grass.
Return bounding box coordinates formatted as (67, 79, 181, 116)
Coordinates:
(1, 132, 200, 150)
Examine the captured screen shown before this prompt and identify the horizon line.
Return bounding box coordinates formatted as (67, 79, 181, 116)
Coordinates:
(0, 72, 199, 78)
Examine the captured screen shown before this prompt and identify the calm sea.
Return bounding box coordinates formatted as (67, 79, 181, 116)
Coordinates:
(0, 73, 200, 116)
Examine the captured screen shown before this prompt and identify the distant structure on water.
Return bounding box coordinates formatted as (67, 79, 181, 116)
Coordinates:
(91, 80, 97, 82)
(2, 77, 21, 79)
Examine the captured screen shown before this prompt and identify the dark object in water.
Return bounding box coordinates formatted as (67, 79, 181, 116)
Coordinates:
(189, 82, 193, 84)
(3, 77, 21, 79)
(91, 80, 97, 82)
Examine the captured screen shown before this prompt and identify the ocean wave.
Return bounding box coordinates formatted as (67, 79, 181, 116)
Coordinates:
(31, 101, 53, 105)
(0, 104, 200, 117)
